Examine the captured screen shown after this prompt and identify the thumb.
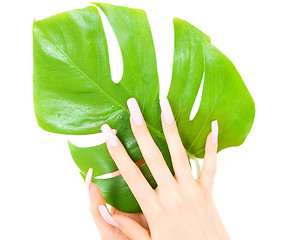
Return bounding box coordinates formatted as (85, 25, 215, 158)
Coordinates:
(112, 214, 151, 240)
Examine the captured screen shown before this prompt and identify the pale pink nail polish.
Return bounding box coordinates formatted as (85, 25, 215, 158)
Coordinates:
(98, 205, 120, 228)
(211, 120, 218, 144)
(85, 168, 93, 194)
(160, 98, 175, 124)
(101, 124, 119, 147)
(127, 98, 144, 125)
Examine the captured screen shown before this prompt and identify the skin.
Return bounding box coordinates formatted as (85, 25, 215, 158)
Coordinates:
(88, 101, 230, 240)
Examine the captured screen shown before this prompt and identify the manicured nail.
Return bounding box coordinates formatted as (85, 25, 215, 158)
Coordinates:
(127, 98, 144, 125)
(160, 98, 175, 124)
(98, 205, 120, 228)
(101, 124, 119, 147)
(85, 168, 93, 195)
(211, 120, 218, 144)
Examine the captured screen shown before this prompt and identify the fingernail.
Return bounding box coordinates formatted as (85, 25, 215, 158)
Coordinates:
(85, 168, 93, 195)
(127, 98, 144, 125)
(98, 205, 120, 228)
(160, 98, 174, 124)
(101, 124, 119, 147)
(211, 120, 218, 144)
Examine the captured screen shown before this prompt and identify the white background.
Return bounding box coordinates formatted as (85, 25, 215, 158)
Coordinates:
(1, 0, 295, 239)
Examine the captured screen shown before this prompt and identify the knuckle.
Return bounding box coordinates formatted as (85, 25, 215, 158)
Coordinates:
(166, 122, 177, 132)
(177, 150, 189, 161)
(133, 122, 149, 136)
(121, 166, 137, 180)
(205, 143, 217, 154)
(147, 149, 163, 162)
(122, 164, 143, 182)
(165, 122, 179, 138)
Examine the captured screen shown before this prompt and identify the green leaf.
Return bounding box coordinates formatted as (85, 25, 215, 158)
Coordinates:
(33, 3, 255, 212)
(68, 141, 118, 176)
(80, 163, 157, 213)
(169, 18, 255, 158)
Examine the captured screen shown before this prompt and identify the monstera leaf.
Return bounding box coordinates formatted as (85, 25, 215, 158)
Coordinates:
(33, 3, 255, 213)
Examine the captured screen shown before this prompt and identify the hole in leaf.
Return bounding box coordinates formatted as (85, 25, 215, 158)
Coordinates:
(94, 171, 119, 179)
(189, 72, 205, 121)
(190, 159, 204, 179)
(152, 20, 174, 98)
(68, 133, 105, 147)
(98, 8, 123, 83)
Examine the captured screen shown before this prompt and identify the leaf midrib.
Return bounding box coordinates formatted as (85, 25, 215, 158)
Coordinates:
(37, 30, 165, 141)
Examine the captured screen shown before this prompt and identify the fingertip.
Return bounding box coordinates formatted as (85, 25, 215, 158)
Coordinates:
(205, 132, 214, 150)
(205, 131, 218, 154)
(98, 205, 120, 228)
(160, 98, 175, 125)
(200, 131, 218, 188)
(127, 97, 144, 126)
(101, 124, 119, 147)
(211, 120, 218, 145)
(85, 168, 93, 195)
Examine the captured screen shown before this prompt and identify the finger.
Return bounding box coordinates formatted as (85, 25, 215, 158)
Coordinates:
(127, 97, 175, 187)
(160, 98, 193, 184)
(199, 120, 218, 190)
(112, 214, 151, 240)
(98, 205, 120, 228)
(88, 181, 115, 232)
(111, 206, 150, 230)
(109, 159, 146, 179)
(101, 124, 157, 211)
(85, 169, 120, 233)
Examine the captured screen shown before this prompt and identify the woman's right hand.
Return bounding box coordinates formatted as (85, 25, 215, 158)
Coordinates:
(86, 98, 230, 240)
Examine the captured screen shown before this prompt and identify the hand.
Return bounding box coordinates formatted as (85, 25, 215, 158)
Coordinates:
(86, 169, 149, 239)
(86, 97, 230, 240)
